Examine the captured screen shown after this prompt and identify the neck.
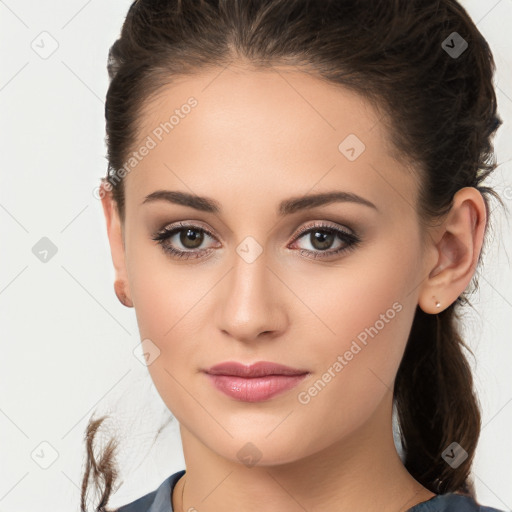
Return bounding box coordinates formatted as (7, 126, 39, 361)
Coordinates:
(173, 392, 435, 512)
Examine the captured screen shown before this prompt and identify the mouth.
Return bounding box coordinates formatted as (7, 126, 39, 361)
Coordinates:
(203, 361, 310, 402)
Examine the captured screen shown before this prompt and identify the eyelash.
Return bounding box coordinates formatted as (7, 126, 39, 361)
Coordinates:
(151, 221, 361, 261)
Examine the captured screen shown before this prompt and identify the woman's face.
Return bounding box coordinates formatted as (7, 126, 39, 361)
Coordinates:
(106, 65, 434, 465)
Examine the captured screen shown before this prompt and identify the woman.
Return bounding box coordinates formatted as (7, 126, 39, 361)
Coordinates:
(81, 1, 508, 511)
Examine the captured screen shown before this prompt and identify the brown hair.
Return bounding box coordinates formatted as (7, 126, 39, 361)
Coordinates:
(81, 0, 504, 509)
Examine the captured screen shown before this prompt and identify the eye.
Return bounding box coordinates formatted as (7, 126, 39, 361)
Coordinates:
(151, 222, 220, 260)
(151, 220, 361, 260)
(288, 221, 361, 260)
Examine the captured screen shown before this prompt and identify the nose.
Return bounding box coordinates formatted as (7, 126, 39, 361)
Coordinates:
(214, 255, 288, 344)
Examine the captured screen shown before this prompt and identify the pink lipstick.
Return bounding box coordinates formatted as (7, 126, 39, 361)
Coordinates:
(203, 361, 310, 402)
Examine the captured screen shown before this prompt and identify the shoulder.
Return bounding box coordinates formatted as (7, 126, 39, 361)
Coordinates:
(113, 469, 186, 512)
(408, 492, 507, 512)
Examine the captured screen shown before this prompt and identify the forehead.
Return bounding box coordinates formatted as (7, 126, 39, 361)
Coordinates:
(124, 64, 419, 221)
(136, 64, 387, 156)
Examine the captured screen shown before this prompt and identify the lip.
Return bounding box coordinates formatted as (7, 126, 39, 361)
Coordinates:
(204, 361, 309, 377)
(203, 361, 310, 402)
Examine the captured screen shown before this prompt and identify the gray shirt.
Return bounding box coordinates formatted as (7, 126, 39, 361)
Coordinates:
(114, 470, 507, 512)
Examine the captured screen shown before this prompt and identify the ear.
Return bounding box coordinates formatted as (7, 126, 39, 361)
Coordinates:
(99, 179, 133, 308)
(418, 187, 487, 314)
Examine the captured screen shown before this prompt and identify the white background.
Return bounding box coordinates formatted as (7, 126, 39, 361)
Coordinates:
(0, 1, 511, 511)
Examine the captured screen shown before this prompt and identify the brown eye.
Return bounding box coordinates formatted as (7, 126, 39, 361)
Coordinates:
(151, 220, 361, 261)
(307, 230, 336, 251)
(178, 227, 205, 249)
(151, 222, 219, 260)
(290, 222, 361, 260)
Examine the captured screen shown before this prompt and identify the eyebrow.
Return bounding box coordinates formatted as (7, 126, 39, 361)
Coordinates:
(142, 189, 378, 215)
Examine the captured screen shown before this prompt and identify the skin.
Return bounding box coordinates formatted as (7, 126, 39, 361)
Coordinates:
(100, 63, 487, 512)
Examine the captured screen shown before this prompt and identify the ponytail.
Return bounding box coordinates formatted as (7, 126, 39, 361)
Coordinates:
(394, 304, 481, 495)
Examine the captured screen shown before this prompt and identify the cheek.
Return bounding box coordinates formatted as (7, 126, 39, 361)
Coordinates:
(292, 233, 420, 406)
(126, 227, 205, 339)
(130, 271, 208, 376)
(284, 299, 413, 452)
(129, 258, 207, 423)
(126, 240, 209, 412)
